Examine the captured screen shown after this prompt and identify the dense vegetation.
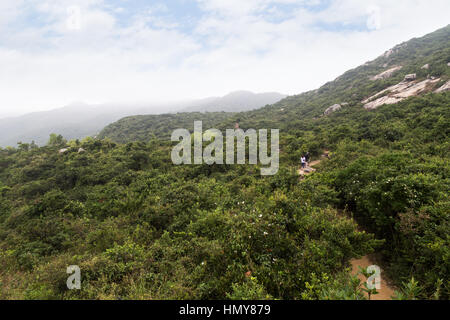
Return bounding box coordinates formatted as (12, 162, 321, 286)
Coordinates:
(0, 26, 449, 300)
(99, 112, 237, 144)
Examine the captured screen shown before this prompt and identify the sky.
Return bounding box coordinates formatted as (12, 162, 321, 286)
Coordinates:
(1, 0, 449, 117)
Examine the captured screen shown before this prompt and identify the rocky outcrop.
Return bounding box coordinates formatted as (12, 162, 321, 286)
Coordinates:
(435, 80, 450, 93)
(382, 49, 394, 58)
(421, 64, 429, 69)
(363, 77, 441, 110)
(363, 96, 403, 110)
(324, 104, 342, 115)
(59, 148, 69, 154)
(404, 73, 417, 81)
(381, 43, 407, 59)
(370, 66, 403, 80)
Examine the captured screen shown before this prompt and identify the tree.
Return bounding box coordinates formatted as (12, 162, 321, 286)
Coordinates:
(48, 134, 66, 147)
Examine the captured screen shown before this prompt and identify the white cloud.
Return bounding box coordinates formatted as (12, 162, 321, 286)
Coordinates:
(0, 0, 24, 27)
(1, 0, 450, 115)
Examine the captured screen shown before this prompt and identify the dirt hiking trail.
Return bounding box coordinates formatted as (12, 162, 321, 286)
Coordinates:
(350, 255, 396, 300)
(298, 151, 397, 300)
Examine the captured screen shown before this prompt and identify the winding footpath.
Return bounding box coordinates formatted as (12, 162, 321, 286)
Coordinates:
(298, 152, 397, 300)
(350, 255, 396, 300)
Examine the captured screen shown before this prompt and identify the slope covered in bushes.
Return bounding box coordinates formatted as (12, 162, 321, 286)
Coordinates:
(0, 26, 449, 300)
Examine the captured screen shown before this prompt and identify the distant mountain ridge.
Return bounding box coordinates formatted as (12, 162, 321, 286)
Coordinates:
(181, 91, 287, 112)
(0, 91, 285, 147)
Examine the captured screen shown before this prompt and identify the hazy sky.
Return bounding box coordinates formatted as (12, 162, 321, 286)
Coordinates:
(1, 0, 449, 117)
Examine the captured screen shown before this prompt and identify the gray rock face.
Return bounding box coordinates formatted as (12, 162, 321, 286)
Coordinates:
(370, 66, 402, 81)
(404, 74, 417, 81)
(421, 64, 429, 69)
(380, 43, 407, 59)
(383, 49, 394, 58)
(363, 77, 441, 110)
(324, 104, 342, 115)
(435, 80, 450, 93)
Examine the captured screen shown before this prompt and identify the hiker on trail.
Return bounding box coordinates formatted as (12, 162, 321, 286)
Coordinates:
(305, 152, 310, 165)
(301, 156, 306, 169)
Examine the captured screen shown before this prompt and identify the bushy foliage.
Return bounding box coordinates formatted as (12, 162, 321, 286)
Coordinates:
(0, 26, 449, 300)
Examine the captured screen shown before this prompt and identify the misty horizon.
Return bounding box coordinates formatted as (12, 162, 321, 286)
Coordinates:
(0, 90, 288, 119)
(0, 89, 287, 147)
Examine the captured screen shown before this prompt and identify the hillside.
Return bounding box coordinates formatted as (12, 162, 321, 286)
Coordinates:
(98, 91, 286, 143)
(0, 26, 448, 300)
(98, 112, 238, 144)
